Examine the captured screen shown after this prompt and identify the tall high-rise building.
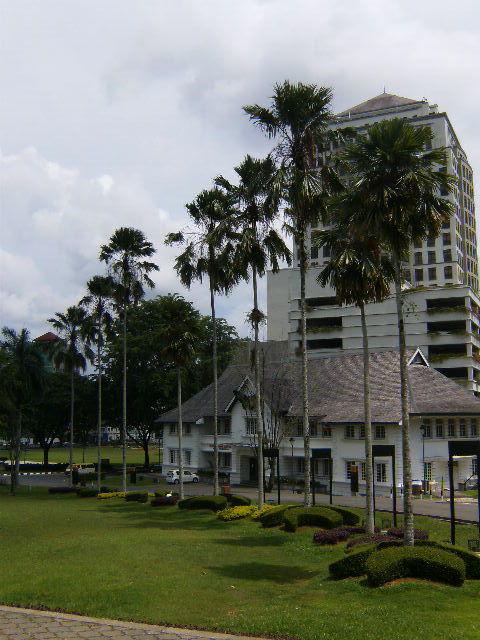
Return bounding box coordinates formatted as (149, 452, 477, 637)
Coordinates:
(267, 93, 480, 394)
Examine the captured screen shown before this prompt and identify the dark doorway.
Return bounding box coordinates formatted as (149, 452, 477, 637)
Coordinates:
(249, 457, 257, 482)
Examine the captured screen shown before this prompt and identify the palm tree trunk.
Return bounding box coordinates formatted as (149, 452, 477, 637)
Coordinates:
(70, 370, 74, 488)
(209, 280, 219, 496)
(360, 302, 374, 535)
(177, 367, 184, 500)
(10, 408, 22, 495)
(299, 228, 311, 505)
(97, 322, 102, 492)
(252, 266, 264, 509)
(393, 256, 414, 546)
(122, 304, 127, 492)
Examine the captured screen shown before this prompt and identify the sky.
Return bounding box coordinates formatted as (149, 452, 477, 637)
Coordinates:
(1, 0, 479, 340)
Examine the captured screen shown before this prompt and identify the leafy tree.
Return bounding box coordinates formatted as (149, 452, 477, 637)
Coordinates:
(80, 275, 115, 489)
(48, 306, 93, 486)
(100, 227, 159, 491)
(339, 118, 455, 545)
(0, 328, 45, 493)
(156, 294, 203, 499)
(166, 188, 240, 495)
(316, 215, 395, 535)
(216, 154, 291, 507)
(244, 81, 342, 504)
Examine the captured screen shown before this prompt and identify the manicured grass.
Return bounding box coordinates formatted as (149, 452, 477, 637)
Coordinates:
(0, 488, 479, 640)
(12, 446, 162, 466)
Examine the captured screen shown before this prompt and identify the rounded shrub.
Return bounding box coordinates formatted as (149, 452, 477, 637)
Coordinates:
(228, 495, 251, 507)
(48, 487, 77, 494)
(259, 504, 298, 528)
(325, 506, 360, 526)
(329, 544, 378, 579)
(125, 491, 149, 503)
(177, 495, 227, 512)
(366, 546, 465, 587)
(151, 496, 178, 507)
(76, 488, 98, 498)
(283, 506, 343, 532)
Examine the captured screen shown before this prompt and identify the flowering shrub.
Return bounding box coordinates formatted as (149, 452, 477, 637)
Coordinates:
(387, 527, 429, 540)
(313, 528, 351, 545)
(217, 505, 258, 521)
(97, 492, 127, 499)
(346, 534, 395, 550)
(251, 504, 276, 521)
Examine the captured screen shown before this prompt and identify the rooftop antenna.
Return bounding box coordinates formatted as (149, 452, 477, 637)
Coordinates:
(383, 85, 386, 94)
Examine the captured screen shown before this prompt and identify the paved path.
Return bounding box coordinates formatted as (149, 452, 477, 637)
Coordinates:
(0, 606, 262, 640)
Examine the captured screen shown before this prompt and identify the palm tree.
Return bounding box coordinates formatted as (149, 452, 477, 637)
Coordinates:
(339, 118, 455, 545)
(0, 328, 45, 494)
(157, 294, 202, 500)
(316, 215, 395, 535)
(48, 306, 93, 487)
(244, 81, 341, 504)
(80, 275, 114, 491)
(166, 188, 239, 496)
(216, 155, 291, 508)
(100, 227, 159, 492)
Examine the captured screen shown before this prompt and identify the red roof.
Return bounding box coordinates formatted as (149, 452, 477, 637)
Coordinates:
(35, 332, 60, 342)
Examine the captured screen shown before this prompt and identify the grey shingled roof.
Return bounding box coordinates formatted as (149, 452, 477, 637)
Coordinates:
(337, 93, 421, 117)
(158, 350, 480, 424)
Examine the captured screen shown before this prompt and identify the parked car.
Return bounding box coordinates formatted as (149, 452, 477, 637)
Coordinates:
(166, 469, 199, 484)
(65, 463, 95, 476)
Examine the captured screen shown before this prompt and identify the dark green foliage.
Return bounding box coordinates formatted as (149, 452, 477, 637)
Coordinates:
(177, 495, 227, 512)
(154, 490, 178, 497)
(48, 486, 77, 494)
(324, 506, 360, 526)
(366, 546, 465, 587)
(125, 491, 149, 503)
(228, 495, 251, 506)
(346, 534, 395, 550)
(151, 496, 178, 507)
(387, 527, 429, 540)
(283, 506, 343, 532)
(259, 505, 297, 528)
(76, 488, 98, 497)
(329, 544, 377, 579)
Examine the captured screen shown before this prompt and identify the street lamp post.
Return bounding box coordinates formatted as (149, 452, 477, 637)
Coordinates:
(289, 437, 295, 494)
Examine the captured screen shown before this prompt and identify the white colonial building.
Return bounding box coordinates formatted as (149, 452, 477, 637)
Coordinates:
(158, 347, 480, 496)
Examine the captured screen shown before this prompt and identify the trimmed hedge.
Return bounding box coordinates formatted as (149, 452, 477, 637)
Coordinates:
(346, 534, 396, 550)
(313, 527, 351, 545)
(259, 505, 297, 528)
(151, 496, 178, 507)
(387, 527, 429, 541)
(284, 506, 343, 532)
(125, 491, 149, 503)
(366, 546, 465, 587)
(228, 494, 251, 506)
(325, 506, 360, 526)
(76, 488, 98, 497)
(48, 486, 77, 494)
(329, 544, 377, 579)
(177, 495, 227, 512)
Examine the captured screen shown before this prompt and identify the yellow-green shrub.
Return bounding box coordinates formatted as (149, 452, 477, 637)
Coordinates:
(97, 491, 126, 499)
(251, 504, 276, 521)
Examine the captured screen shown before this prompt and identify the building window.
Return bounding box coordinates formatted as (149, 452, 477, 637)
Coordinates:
(413, 239, 422, 249)
(422, 419, 431, 438)
(428, 251, 436, 264)
(443, 249, 452, 262)
(310, 420, 318, 437)
(184, 424, 191, 436)
(245, 416, 257, 436)
(444, 266, 453, 279)
(169, 424, 177, 435)
(427, 237, 435, 248)
(346, 460, 356, 480)
(169, 449, 178, 464)
(361, 462, 366, 481)
(345, 425, 355, 439)
(448, 419, 456, 438)
(184, 450, 192, 466)
(435, 419, 444, 439)
(359, 425, 365, 439)
(471, 419, 478, 437)
(424, 462, 432, 482)
(219, 419, 231, 435)
(459, 419, 467, 437)
(297, 458, 305, 473)
(323, 245, 331, 258)
(415, 268, 424, 282)
(414, 253, 423, 265)
(443, 233, 451, 246)
(375, 425, 385, 439)
(322, 425, 332, 438)
(428, 268, 437, 281)
(310, 245, 319, 260)
(219, 452, 231, 469)
(376, 463, 387, 483)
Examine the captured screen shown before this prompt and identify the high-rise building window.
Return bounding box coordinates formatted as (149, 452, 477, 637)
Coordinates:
(414, 253, 423, 265)
(443, 249, 452, 262)
(443, 233, 451, 246)
(428, 251, 436, 264)
(428, 268, 437, 281)
(415, 268, 424, 282)
(427, 237, 435, 247)
(413, 239, 422, 249)
(444, 266, 453, 279)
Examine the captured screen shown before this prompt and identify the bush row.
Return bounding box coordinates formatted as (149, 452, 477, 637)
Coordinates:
(178, 495, 228, 512)
(284, 506, 343, 532)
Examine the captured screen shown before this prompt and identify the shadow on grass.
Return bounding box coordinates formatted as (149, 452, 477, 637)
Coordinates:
(208, 562, 319, 584)
(212, 535, 288, 547)
(96, 503, 230, 531)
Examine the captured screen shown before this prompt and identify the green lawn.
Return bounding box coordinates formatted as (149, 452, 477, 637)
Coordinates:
(16, 445, 162, 466)
(1, 488, 479, 640)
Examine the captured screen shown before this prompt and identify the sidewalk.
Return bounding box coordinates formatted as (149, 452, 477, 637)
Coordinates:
(0, 606, 264, 640)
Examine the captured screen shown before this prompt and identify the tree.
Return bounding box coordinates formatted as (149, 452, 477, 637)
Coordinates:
(0, 328, 45, 494)
(166, 188, 239, 495)
(316, 215, 395, 535)
(244, 81, 341, 504)
(156, 294, 203, 500)
(339, 118, 455, 545)
(100, 227, 159, 491)
(80, 275, 114, 490)
(48, 306, 93, 487)
(216, 154, 291, 507)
